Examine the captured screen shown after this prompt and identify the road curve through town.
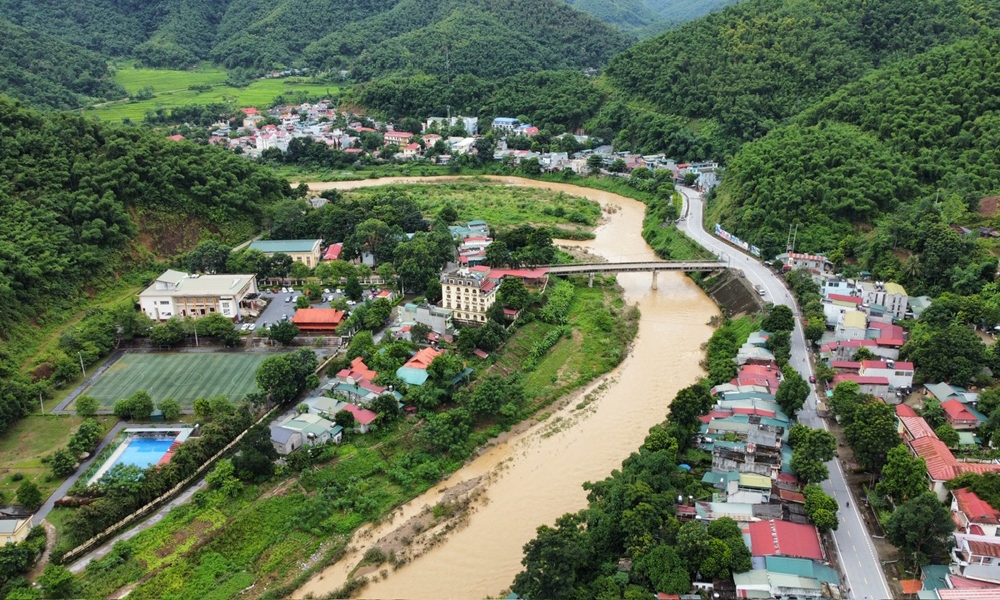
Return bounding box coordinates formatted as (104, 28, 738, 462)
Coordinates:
(677, 186, 893, 600)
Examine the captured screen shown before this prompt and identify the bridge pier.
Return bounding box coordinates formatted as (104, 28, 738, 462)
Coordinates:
(651, 270, 658, 290)
(588, 273, 595, 288)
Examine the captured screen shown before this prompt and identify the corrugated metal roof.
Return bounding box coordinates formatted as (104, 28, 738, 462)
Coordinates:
(249, 239, 321, 253)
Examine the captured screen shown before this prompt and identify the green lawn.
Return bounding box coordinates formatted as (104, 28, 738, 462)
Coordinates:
(343, 181, 602, 229)
(0, 415, 117, 500)
(80, 352, 279, 408)
(86, 64, 341, 122)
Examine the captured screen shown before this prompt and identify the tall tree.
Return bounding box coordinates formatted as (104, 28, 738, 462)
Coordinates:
(846, 400, 899, 472)
(886, 492, 954, 563)
(876, 445, 928, 505)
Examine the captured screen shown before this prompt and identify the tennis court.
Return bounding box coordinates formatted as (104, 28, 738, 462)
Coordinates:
(81, 352, 280, 408)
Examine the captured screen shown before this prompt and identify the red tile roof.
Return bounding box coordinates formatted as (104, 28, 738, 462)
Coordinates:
(900, 580, 923, 595)
(968, 539, 1000, 559)
(948, 574, 1000, 590)
(943, 399, 981, 423)
(241, 107, 258, 115)
(168, 134, 185, 141)
(863, 360, 914, 371)
(955, 488, 1000, 525)
(473, 349, 489, 359)
(898, 415, 936, 441)
(896, 404, 919, 418)
(748, 520, 823, 560)
(292, 308, 345, 326)
(910, 436, 959, 480)
(342, 403, 378, 425)
(833, 374, 889, 386)
(324, 243, 343, 261)
(403, 347, 443, 370)
(876, 338, 905, 347)
(831, 361, 862, 370)
(828, 293, 863, 304)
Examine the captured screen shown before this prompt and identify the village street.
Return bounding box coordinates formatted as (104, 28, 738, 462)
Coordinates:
(677, 186, 893, 600)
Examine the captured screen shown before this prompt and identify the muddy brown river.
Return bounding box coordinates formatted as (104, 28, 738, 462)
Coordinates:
(295, 176, 718, 599)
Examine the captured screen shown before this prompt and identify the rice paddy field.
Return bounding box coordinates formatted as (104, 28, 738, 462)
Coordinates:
(85, 63, 341, 122)
(79, 352, 279, 408)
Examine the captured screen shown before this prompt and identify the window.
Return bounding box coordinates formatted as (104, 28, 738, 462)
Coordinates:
(160, 300, 170, 305)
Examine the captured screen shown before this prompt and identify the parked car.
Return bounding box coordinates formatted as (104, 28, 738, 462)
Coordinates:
(285, 296, 292, 302)
(282, 313, 289, 321)
(281, 287, 288, 293)
(248, 323, 256, 331)
(809, 375, 816, 383)
(240, 323, 250, 331)
(323, 288, 331, 294)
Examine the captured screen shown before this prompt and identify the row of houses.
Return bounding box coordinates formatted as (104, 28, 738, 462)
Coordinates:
(692, 352, 842, 598)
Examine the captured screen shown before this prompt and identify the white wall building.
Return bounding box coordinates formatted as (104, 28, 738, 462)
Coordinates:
(835, 310, 867, 342)
(138, 269, 258, 321)
(440, 266, 498, 325)
(857, 281, 908, 320)
(859, 360, 914, 390)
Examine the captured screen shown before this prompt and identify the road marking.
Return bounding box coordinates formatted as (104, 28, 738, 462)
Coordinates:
(847, 530, 852, 538)
(853, 545, 857, 552)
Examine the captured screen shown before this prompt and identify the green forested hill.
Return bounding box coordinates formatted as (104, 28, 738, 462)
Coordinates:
(1, 0, 629, 78)
(600, 0, 998, 155)
(0, 19, 125, 109)
(564, 0, 741, 36)
(0, 96, 292, 433)
(709, 30, 1000, 295)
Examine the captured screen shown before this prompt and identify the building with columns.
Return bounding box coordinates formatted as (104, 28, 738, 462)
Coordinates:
(139, 270, 258, 321)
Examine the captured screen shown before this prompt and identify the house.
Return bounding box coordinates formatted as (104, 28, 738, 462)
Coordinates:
(859, 360, 914, 390)
(374, 289, 396, 302)
(857, 281, 909, 320)
(339, 403, 378, 433)
(492, 117, 520, 132)
(291, 308, 345, 333)
(425, 116, 478, 135)
(400, 142, 421, 158)
(0, 515, 33, 544)
(734, 570, 827, 599)
(943, 399, 986, 430)
(783, 252, 834, 274)
(926, 383, 980, 405)
(139, 269, 258, 321)
(448, 220, 491, 239)
(907, 436, 1000, 501)
(396, 347, 444, 386)
(748, 520, 824, 561)
(440, 266, 499, 325)
(397, 303, 453, 335)
(323, 243, 344, 261)
(896, 404, 937, 442)
(953, 488, 1000, 537)
(167, 134, 184, 141)
(336, 357, 378, 384)
(270, 413, 343, 454)
(954, 533, 1000, 568)
(836, 310, 868, 341)
(384, 130, 414, 145)
(248, 239, 323, 268)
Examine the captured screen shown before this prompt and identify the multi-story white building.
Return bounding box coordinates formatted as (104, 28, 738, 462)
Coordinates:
(139, 270, 258, 321)
(859, 359, 915, 390)
(856, 281, 908, 320)
(440, 266, 498, 325)
(492, 117, 520, 132)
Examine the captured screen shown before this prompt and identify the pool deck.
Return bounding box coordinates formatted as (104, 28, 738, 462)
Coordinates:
(86, 427, 194, 486)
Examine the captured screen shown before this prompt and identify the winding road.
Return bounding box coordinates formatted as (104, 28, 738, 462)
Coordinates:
(677, 186, 893, 600)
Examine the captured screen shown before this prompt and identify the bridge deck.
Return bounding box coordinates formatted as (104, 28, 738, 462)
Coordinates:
(543, 261, 727, 274)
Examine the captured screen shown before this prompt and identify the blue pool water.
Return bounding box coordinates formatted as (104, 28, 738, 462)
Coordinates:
(112, 437, 174, 469)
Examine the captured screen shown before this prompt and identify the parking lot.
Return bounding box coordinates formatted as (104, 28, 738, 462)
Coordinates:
(251, 286, 368, 337)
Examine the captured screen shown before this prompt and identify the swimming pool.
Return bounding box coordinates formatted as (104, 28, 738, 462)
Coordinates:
(111, 437, 175, 469)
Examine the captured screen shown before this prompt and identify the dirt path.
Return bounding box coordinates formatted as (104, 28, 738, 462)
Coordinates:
(27, 520, 57, 581)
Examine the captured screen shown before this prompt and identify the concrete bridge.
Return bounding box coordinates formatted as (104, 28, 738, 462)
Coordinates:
(542, 260, 727, 289)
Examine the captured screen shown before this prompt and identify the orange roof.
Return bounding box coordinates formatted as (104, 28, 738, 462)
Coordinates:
(337, 357, 377, 382)
(292, 308, 345, 325)
(403, 347, 442, 370)
(896, 404, 919, 417)
(900, 580, 923, 594)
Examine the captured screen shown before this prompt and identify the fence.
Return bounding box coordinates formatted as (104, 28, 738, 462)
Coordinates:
(59, 405, 281, 565)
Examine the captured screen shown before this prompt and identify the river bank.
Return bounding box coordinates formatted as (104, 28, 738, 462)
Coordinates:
(297, 177, 719, 599)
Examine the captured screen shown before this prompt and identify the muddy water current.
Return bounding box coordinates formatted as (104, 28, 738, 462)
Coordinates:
(295, 176, 718, 599)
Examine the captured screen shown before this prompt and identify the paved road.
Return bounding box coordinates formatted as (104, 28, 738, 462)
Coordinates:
(36, 420, 129, 522)
(677, 187, 892, 600)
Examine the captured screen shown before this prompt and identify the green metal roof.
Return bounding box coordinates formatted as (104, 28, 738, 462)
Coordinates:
(249, 239, 321, 253)
(921, 564, 950, 590)
(765, 556, 839, 584)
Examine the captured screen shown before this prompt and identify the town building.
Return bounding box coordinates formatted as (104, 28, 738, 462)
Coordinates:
(942, 399, 986, 430)
(857, 281, 908, 320)
(832, 374, 889, 399)
(323, 243, 343, 261)
(396, 347, 444, 386)
(138, 269, 258, 321)
(835, 310, 867, 341)
(248, 239, 323, 268)
(424, 116, 478, 135)
(398, 303, 454, 335)
(783, 252, 835, 275)
(953, 488, 1000, 537)
(291, 308, 345, 333)
(748, 520, 824, 561)
(859, 360, 914, 390)
(448, 220, 490, 239)
(270, 413, 343, 454)
(440, 266, 499, 325)
(492, 117, 520, 132)
(384, 130, 414, 145)
(0, 515, 33, 544)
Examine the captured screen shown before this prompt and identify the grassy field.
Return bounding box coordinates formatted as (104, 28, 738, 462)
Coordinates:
(343, 181, 603, 229)
(85, 64, 341, 122)
(0, 415, 117, 501)
(80, 353, 278, 408)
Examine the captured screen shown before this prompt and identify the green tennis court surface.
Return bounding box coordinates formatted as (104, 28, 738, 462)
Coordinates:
(82, 353, 279, 408)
